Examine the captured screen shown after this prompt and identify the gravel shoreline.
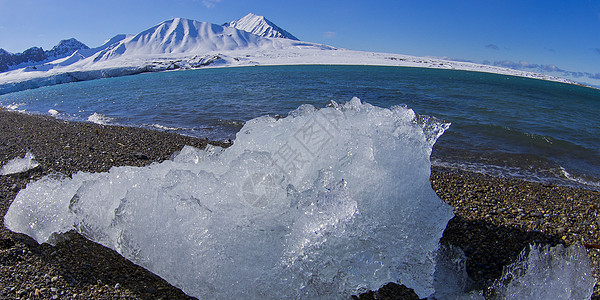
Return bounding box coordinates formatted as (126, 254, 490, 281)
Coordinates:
(1, 110, 598, 299)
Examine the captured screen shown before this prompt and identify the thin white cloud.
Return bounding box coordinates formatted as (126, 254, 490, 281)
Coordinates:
(202, 0, 222, 8)
(323, 31, 336, 39)
(484, 59, 600, 83)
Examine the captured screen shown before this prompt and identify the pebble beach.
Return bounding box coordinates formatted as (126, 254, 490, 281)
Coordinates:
(1, 109, 598, 299)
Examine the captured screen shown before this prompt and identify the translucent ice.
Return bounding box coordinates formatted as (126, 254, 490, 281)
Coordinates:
(5, 98, 454, 298)
(432, 245, 484, 299)
(0, 151, 39, 175)
(490, 244, 596, 300)
(431, 243, 595, 299)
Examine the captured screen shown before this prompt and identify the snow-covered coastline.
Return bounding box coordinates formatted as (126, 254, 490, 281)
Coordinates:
(0, 47, 580, 95)
(0, 14, 582, 95)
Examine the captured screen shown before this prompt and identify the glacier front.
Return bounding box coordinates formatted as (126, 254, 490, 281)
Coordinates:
(5, 98, 455, 298)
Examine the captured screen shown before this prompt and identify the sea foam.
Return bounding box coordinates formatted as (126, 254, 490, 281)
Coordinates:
(87, 112, 114, 125)
(4, 98, 596, 299)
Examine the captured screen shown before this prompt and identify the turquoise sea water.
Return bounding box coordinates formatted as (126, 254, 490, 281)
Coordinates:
(1, 65, 599, 189)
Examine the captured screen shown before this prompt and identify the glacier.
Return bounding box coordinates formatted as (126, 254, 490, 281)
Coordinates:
(5, 98, 454, 298)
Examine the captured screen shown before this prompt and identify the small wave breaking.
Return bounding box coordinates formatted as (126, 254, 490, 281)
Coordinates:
(3, 102, 25, 111)
(560, 167, 600, 189)
(148, 123, 183, 131)
(87, 112, 114, 125)
(432, 158, 600, 191)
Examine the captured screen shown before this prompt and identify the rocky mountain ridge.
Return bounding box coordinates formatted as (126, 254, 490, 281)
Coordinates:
(0, 38, 89, 72)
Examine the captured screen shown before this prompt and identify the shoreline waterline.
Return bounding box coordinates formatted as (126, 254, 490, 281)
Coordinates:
(3, 65, 599, 192)
(4, 103, 600, 193)
(0, 110, 598, 298)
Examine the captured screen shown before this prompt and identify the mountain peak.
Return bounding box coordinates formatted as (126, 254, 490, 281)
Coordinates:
(224, 13, 298, 40)
(91, 16, 283, 61)
(47, 38, 89, 58)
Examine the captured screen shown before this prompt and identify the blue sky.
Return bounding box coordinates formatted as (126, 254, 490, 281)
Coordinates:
(1, 0, 599, 84)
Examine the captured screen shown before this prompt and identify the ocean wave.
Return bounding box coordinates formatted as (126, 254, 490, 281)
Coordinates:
(87, 112, 115, 125)
(431, 159, 552, 181)
(461, 123, 595, 155)
(148, 123, 182, 131)
(3, 103, 25, 111)
(212, 119, 245, 128)
(432, 158, 600, 191)
(559, 167, 600, 188)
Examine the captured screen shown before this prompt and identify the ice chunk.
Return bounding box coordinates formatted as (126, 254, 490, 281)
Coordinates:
(0, 151, 39, 175)
(432, 245, 483, 299)
(431, 243, 595, 299)
(489, 244, 596, 300)
(5, 98, 454, 299)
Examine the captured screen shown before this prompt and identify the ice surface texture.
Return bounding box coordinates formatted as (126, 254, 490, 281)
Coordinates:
(431, 243, 595, 300)
(0, 151, 39, 175)
(5, 98, 455, 298)
(490, 244, 596, 299)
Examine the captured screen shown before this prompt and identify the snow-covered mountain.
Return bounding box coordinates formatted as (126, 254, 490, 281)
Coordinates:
(46, 38, 90, 58)
(0, 14, 580, 95)
(0, 39, 89, 72)
(92, 17, 292, 62)
(224, 13, 299, 40)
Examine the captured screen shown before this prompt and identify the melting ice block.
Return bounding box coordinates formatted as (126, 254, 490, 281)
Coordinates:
(491, 244, 596, 299)
(432, 243, 596, 300)
(5, 98, 454, 298)
(0, 151, 39, 175)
